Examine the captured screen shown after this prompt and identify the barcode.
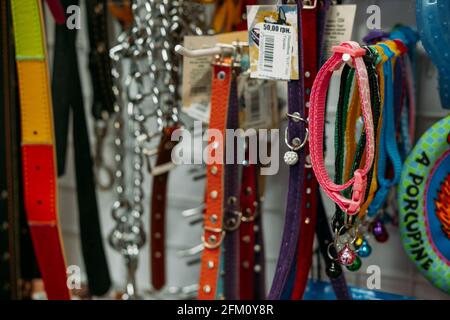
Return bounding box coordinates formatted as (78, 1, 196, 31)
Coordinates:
(261, 34, 275, 72)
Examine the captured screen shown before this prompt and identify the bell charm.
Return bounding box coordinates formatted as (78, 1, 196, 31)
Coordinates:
(346, 256, 362, 272)
(326, 261, 342, 278)
(354, 236, 364, 249)
(338, 244, 356, 266)
(284, 150, 299, 166)
(372, 219, 389, 243)
(358, 240, 372, 258)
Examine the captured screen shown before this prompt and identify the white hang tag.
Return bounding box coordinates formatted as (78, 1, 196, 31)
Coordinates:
(243, 79, 278, 129)
(256, 23, 293, 80)
(323, 4, 357, 59)
(247, 5, 299, 81)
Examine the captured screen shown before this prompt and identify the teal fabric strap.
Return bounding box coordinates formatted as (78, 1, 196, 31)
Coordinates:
(368, 44, 402, 217)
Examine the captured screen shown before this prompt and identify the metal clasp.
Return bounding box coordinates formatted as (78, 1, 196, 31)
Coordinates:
(94, 118, 115, 191)
(201, 226, 225, 249)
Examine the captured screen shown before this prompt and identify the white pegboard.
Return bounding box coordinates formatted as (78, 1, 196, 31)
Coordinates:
(47, 0, 450, 299)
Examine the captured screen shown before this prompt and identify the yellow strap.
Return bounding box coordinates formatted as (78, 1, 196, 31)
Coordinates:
(359, 45, 386, 216)
(385, 40, 401, 68)
(343, 81, 361, 181)
(16, 61, 54, 143)
(213, 0, 242, 33)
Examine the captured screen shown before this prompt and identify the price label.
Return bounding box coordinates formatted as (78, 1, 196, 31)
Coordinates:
(247, 5, 299, 81)
(257, 23, 293, 80)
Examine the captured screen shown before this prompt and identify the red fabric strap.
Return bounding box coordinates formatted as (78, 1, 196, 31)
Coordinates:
(291, 4, 320, 300)
(22, 145, 70, 300)
(150, 126, 178, 290)
(238, 163, 258, 299)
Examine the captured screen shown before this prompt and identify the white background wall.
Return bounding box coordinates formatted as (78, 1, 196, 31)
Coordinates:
(45, 0, 450, 299)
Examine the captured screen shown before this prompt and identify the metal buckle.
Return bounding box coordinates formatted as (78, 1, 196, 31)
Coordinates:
(303, 0, 318, 10)
(241, 208, 259, 223)
(201, 226, 225, 249)
(223, 210, 242, 232)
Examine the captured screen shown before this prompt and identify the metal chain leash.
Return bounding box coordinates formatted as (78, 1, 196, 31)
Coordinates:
(147, 0, 207, 132)
(108, 0, 208, 299)
(108, 1, 154, 300)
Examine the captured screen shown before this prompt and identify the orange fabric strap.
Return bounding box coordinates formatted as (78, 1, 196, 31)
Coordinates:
(198, 64, 232, 299)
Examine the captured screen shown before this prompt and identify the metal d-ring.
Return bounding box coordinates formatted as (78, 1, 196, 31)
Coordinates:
(327, 242, 339, 261)
(223, 210, 242, 232)
(95, 164, 115, 191)
(284, 127, 309, 151)
(335, 224, 358, 246)
(241, 206, 259, 223)
(201, 226, 225, 249)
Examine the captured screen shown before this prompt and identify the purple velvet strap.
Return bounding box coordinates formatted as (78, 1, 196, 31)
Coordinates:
(330, 274, 352, 299)
(223, 77, 240, 299)
(268, 0, 305, 299)
(363, 30, 390, 45)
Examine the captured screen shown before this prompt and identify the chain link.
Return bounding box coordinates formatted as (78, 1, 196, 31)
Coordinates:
(108, 0, 207, 299)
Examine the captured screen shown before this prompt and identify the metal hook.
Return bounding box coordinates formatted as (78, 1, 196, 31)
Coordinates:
(94, 119, 115, 191)
(174, 42, 248, 58)
(177, 243, 204, 258)
(174, 44, 230, 58)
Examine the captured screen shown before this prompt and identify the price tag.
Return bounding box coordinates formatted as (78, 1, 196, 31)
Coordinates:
(323, 4, 357, 59)
(242, 79, 278, 129)
(257, 23, 293, 80)
(247, 5, 299, 81)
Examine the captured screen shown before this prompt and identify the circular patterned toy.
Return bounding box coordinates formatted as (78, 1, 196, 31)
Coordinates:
(398, 115, 450, 293)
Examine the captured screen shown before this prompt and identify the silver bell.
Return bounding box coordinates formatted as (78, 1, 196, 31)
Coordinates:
(284, 150, 299, 166)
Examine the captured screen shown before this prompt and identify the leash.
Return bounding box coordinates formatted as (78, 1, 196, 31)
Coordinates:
(367, 43, 402, 217)
(198, 62, 233, 299)
(222, 74, 241, 299)
(86, 0, 116, 191)
(146, 1, 208, 292)
(332, 46, 382, 273)
(269, 0, 307, 300)
(238, 155, 258, 299)
(291, 0, 323, 300)
(309, 41, 375, 286)
(150, 127, 179, 290)
(309, 41, 375, 216)
(11, 0, 71, 299)
(52, 0, 112, 296)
